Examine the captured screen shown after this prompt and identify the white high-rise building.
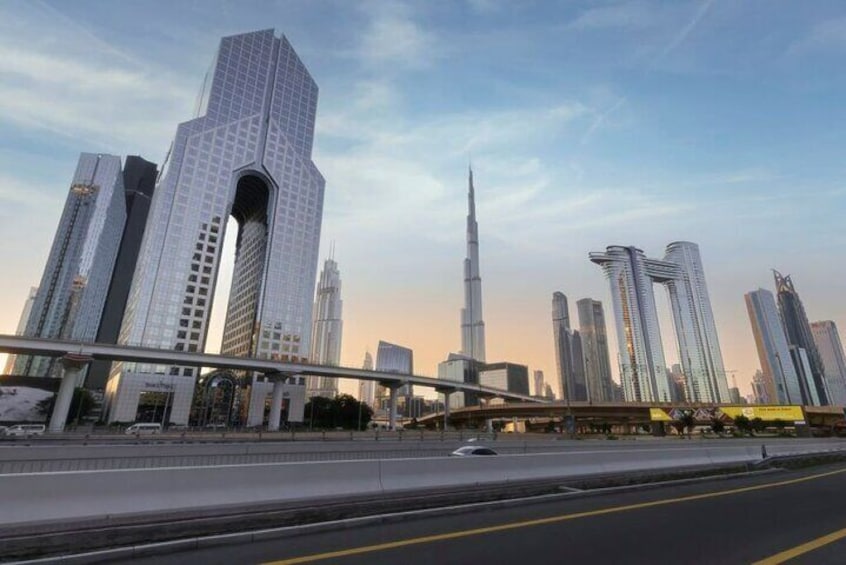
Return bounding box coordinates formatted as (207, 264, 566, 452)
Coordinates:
(460, 168, 486, 362)
(107, 30, 325, 427)
(358, 351, 375, 407)
(533, 370, 545, 397)
(589, 246, 671, 402)
(662, 242, 730, 403)
(590, 242, 729, 403)
(745, 289, 803, 405)
(811, 321, 846, 406)
(308, 256, 343, 398)
(3, 286, 38, 374)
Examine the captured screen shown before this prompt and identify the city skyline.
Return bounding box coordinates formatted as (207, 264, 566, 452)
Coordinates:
(2, 2, 846, 400)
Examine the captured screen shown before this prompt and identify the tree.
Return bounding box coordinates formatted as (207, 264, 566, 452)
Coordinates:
(710, 418, 726, 436)
(673, 412, 696, 438)
(304, 394, 373, 430)
(734, 414, 751, 436)
(36, 388, 95, 426)
(751, 417, 766, 435)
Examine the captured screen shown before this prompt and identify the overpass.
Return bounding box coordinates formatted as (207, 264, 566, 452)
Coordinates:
(417, 400, 845, 431)
(0, 335, 545, 432)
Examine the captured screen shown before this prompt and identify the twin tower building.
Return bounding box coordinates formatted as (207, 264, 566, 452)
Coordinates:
(16, 30, 326, 425)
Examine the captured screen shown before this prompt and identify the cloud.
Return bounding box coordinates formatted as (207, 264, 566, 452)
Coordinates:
(568, 2, 660, 30)
(356, 3, 443, 69)
(787, 17, 846, 57)
(0, 3, 196, 158)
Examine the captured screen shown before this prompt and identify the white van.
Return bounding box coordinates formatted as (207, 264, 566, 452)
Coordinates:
(125, 423, 162, 435)
(4, 424, 46, 436)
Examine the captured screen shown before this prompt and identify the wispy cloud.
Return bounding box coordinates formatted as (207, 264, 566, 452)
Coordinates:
(568, 1, 660, 30)
(355, 3, 443, 70)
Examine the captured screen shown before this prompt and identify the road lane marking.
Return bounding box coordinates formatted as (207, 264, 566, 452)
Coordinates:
(752, 526, 846, 564)
(264, 466, 846, 565)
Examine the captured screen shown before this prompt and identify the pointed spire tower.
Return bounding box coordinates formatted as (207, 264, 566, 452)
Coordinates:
(461, 166, 486, 362)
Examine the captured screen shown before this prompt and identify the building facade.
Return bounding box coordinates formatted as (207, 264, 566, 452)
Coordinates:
(375, 340, 414, 416)
(552, 292, 587, 402)
(775, 272, 829, 405)
(589, 242, 729, 403)
(533, 370, 545, 397)
(107, 30, 324, 425)
(662, 242, 730, 403)
(745, 289, 803, 405)
(811, 321, 846, 406)
(87, 156, 158, 390)
(460, 168, 486, 362)
(308, 256, 343, 398)
(358, 351, 376, 407)
(576, 298, 615, 403)
(478, 362, 530, 398)
(3, 286, 38, 374)
(17, 153, 126, 378)
(589, 246, 671, 402)
(437, 353, 482, 409)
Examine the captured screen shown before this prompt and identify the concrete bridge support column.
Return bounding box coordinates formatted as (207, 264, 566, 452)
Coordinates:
(49, 354, 92, 433)
(443, 392, 452, 430)
(388, 386, 399, 431)
(267, 380, 286, 431)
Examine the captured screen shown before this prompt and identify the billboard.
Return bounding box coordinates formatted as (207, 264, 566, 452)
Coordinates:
(719, 405, 805, 423)
(649, 405, 805, 424)
(0, 376, 61, 423)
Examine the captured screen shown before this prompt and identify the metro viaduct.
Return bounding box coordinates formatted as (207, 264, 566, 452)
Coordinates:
(0, 335, 544, 433)
(417, 401, 845, 432)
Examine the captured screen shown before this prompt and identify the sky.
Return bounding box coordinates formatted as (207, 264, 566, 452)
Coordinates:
(1, 0, 846, 400)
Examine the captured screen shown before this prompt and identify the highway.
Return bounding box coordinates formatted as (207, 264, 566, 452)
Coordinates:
(121, 463, 846, 565)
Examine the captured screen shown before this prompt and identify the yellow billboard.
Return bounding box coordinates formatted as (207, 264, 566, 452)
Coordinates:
(649, 408, 673, 422)
(720, 406, 805, 423)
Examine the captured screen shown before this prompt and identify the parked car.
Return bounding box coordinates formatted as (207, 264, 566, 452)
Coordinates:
(125, 423, 162, 435)
(4, 424, 46, 437)
(450, 445, 498, 456)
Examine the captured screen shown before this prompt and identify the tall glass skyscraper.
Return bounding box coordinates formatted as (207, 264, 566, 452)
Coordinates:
(552, 292, 587, 402)
(375, 340, 414, 415)
(810, 321, 846, 406)
(308, 256, 343, 398)
(774, 271, 830, 405)
(576, 298, 615, 403)
(745, 288, 803, 405)
(108, 30, 325, 424)
(590, 246, 671, 402)
(590, 242, 729, 403)
(662, 242, 730, 403)
(17, 153, 126, 377)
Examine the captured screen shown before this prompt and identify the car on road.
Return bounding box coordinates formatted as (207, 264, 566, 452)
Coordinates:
(3, 424, 46, 437)
(450, 446, 498, 456)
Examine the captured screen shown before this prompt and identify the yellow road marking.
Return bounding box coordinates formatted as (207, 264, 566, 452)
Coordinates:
(752, 526, 846, 564)
(264, 467, 846, 565)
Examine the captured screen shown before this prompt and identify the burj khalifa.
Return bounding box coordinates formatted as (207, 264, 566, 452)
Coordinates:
(460, 168, 486, 362)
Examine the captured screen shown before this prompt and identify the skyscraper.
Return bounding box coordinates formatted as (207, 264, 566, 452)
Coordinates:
(107, 30, 325, 425)
(589, 246, 671, 402)
(745, 289, 803, 405)
(308, 255, 343, 398)
(17, 153, 126, 378)
(576, 298, 614, 403)
(662, 242, 730, 403)
(375, 340, 414, 415)
(552, 292, 587, 402)
(589, 242, 729, 403)
(358, 351, 376, 407)
(3, 286, 38, 374)
(460, 168, 486, 362)
(437, 353, 481, 409)
(810, 321, 846, 406)
(774, 271, 829, 404)
(533, 370, 545, 397)
(87, 156, 158, 390)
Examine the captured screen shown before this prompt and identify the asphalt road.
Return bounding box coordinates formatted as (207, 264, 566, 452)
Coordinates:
(120, 463, 846, 565)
